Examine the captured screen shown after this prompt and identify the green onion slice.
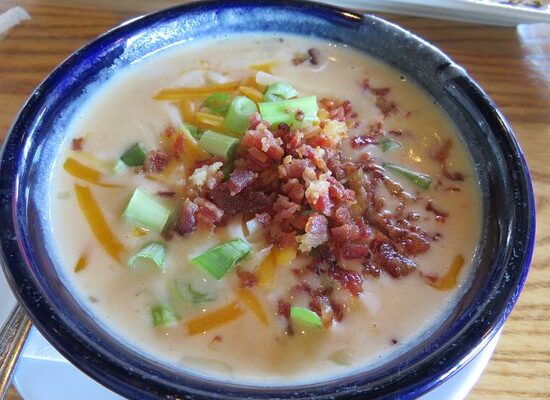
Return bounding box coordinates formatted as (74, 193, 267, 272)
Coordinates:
(190, 238, 251, 280)
(290, 306, 322, 328)
(151, 304, 180, 326)
(123, 189, 172, 233)
(259, 96, 318, 127)
(224, 96, 258, 134)
(380, 137, 402, 152)
(120, 143, 146, 167)
(128, 242, 167, 271)
(264, 82, 298, 102)
(383, 163, 432, 190)
(113, 159, 128, 175)
(199, 130, 239, 160)
(184, 123, 201, 140)
(174, 279, 216, 304)
(204, 92, 232, 115)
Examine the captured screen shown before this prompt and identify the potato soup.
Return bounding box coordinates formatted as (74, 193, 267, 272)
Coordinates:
(51, 34, 480, 385)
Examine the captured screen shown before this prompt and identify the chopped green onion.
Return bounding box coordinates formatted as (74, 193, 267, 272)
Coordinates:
(123, 189, 172, 232)
(264, 82, 298, 102)
(174, 279, 216, 304)
(224, 96, 258, 134)
(184, 123, 201, 140)
(120, 143, 146, 166)
(151, 304, 180, 326)
(113, 159, 128, 174)
(191, 238, 251, 280)
(380, 137, 402, 152)
(199, 130, 239, 160)
(128, 242, 167, 271)
(290, 306, 322, 328)
(383, 163, 432, 190)
(259, 96, 318, 127)
(204, 92, 232, 115)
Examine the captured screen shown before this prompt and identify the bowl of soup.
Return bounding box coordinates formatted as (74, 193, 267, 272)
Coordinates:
(0, 1, 535, 398)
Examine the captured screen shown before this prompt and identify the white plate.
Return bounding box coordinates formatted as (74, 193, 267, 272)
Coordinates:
(316, 0, 550, 26)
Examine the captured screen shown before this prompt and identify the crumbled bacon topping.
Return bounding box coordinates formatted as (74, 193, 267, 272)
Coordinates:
(151, 96, 454, 328)
(71, 137, 84, 151)
(142, 150, 170, 174)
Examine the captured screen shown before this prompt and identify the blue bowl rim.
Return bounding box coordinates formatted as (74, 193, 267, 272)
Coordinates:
(0, 0, 536, 399)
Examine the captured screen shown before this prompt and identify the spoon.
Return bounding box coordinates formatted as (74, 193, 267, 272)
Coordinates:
(0, 305, 31, 399)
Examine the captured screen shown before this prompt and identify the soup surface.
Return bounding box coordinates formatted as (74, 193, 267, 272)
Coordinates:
(51, 34, 480, 385)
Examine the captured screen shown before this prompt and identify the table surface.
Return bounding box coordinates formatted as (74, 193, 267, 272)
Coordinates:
(1, 1, 549, 399)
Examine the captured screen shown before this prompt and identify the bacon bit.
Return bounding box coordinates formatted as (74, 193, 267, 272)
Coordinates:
(255, 212, 272, 227)
(172, 134, 185, 158)
(433, 139, 452, 164)
(351, 135, 378, 148)
(273, 195, 300, 222)
(292, 53, 309, 66)
(228, 169, 257, 196)
(426, 199, 449, 222)
(156, 190, 176, 197)
(331, 301, 344, 322)
(383, 176, 415, 203)
(277, 299, 293, 335)
(71, 137, 84, 151)
(376, 96, 399, 117)
(361, 78, 399, 117)
(295, 109, 305, 121)
(209, 186, 269, 216)
(342, 243, 370, 259)
(175, 200, 198, 236)
(308, 48, 321, 65)
(443, 167, 465, 181)
(311, 193, 334, 217)
(391, 338, 399, 345)
(212, 335, 223, 343)
(195, 198, 224, 229)
(445, 186, 461, 192)
(237, 269, 258, 288)
(327, 177, 355, 204)
(281, 179, 305, 203)
(248, 146, 269, 164)
(388, 129, 402, 136)
(297, 214, 329, 252)
(328, 264, 363, 297)
(319, 98, 357, 124)
(362, 262, 381, 278)
(142, 150, 170, 174)
(275, 231, 298, 249)
(372, 87, 391, 96)
(370, 236, 416, 278)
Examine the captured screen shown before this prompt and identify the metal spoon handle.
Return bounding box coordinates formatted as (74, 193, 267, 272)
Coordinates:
(0, 305, 31, 399)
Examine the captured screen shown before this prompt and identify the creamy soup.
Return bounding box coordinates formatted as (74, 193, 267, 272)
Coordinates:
(51, 35, 480, 385)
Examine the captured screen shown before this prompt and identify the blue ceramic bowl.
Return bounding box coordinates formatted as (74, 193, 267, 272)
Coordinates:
(0, 1, 535, 398)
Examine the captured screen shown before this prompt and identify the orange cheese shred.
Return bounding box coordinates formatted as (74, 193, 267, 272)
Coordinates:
(74, 184, 125, 262)
(154, 81, 241, 101)
(179, 99, 197, 124)
(257, 250, 276, 289)
(426, 255, 465, 291)
(238, 85, 264, 103)
(63, 157, 120, 188)
(186, 301, 244, 335)
(237, 288, 268, 326)
(74, 253, 88, 273)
